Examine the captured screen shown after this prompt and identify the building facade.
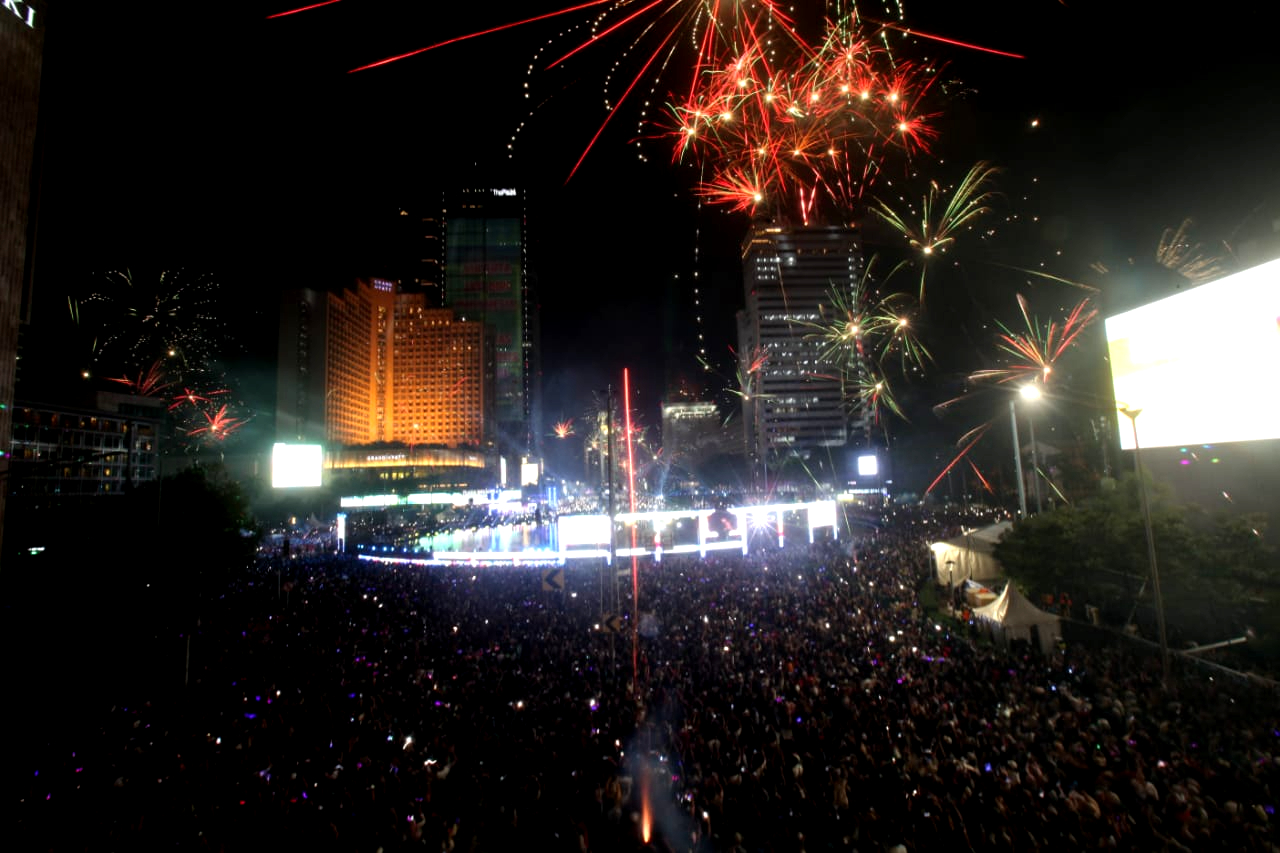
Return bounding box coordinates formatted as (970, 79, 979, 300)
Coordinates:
(662, 400, 734, 458)
(738, 222, 863, 467)
(276, 279, 485, 450)
(444, 187, 533, 459)
(8, 391, 162, 499)
(1, 0, 45, 553)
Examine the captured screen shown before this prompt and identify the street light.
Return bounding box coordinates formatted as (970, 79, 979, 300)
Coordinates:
(1021, 385, 1044, 513)
(1009, 384, 1042, 518)
(1117, 404, 1170, 685)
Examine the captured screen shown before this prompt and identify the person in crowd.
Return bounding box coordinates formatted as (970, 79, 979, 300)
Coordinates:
(15, 505, 1279, 851)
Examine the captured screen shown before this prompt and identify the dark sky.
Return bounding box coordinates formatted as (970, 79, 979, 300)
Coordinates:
(30, 1, 1280, 476)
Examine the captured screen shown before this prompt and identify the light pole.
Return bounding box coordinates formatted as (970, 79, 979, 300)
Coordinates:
(1009, 385, 1042, 518)
(1118, 405, 1170, 685)
(946, 559, 956, 609)
(1022, 385, 1044, 513)
(1009, 400, 1026, 518)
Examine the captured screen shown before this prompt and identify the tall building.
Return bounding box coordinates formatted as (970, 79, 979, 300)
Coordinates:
(661, 400, 736, 486)
(444, 186, 534, 463)
(8, 391, 163, 499)
(0, 0, 45, 556)
(738, 222, 863, 471)
(276, 278, 485, 449)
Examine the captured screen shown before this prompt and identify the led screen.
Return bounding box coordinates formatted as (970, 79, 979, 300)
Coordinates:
(272, 443, 323, 488)
(558, 514, 611, 548)
(1105, 257, 1280, 449)
(857, 454, 879, 477)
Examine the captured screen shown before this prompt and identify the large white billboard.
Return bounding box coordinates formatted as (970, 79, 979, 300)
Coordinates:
(272, 443, 323, 488)
(1105, 257, 1280, 450)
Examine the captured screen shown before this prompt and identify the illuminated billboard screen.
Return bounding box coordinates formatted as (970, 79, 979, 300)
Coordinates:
(1105, 257, 1280, 450)
(272, 443, 323, 488)
(558, 514, 610, 550)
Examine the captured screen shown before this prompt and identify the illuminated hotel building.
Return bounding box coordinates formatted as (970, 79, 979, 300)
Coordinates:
(277, 279, 485, 450)
(444, 187, 534, 461)
(738, 223, 863, 466)
(0, 0, 45, 553)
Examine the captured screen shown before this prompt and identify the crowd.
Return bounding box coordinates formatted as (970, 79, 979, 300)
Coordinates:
(13, 507, 1280, 851)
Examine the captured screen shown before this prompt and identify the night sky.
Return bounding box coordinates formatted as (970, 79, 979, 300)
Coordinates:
(29, 1, 1280, 483)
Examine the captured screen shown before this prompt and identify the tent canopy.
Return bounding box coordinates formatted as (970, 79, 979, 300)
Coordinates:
(930, 521, 1011, 585)
(974, 582, 1062, 654)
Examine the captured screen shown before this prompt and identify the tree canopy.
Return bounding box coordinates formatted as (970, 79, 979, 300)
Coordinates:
(993, 473, 1276, 651)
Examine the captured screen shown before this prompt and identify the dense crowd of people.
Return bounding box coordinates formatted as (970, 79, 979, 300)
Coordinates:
(13, 506, 1280, 850)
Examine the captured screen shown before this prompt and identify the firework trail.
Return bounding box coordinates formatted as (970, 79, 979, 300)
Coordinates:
(927, 293, 1099, 498)
(74, 268, 225, 373)
(871, 160, 999, 299)
(105, 360, 173, 398)
(670, 18, 942, 221)
(307, 1, 813, 181)
(698, 343, 771, 412)
(187, 404, 248, 442)
(967, 293, 1098, 387)
(1090, 217, 1230, 288)
(72, 267, 253, 453)
(270, 2, 1014, 194)
(794, 257, 930, 437)
(168, 387, 232, 412)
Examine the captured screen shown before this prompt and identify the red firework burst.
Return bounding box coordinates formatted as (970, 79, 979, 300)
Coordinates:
(106, 360, 172, 397)
(670, 21, 942, 221)
(187, 405, 246, 441)
(168, 386, 231, 411)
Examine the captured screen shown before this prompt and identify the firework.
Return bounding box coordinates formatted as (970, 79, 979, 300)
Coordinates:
(267, 0, 341, 17)
(552, 418, 576, 438)
(73, 268, 227, 376)
(670, 20, 942, 221)
(187, 404, 248, 442)
(967, 293, 1098, 387)
(926, 294, 1099, 498)
(807, 257, 929, 368)
(1156, 218, 1229, 284)
(105, 360, 173, 398)
(871, 161, 999, 299)
(168, 386, 231, 412)
(322, 1, 812, 181)
(697, 343, 772, 405)
(786, 256, 930, 437)
(272, 2, 1023, 199)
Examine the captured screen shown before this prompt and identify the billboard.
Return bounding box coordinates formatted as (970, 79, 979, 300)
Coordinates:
(272, 443, 323, 488)
(1104, 257, 1280, 450)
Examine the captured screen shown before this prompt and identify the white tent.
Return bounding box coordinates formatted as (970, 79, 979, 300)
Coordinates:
(929, 521, 1011, 586)
(974, 582, 1063, 655)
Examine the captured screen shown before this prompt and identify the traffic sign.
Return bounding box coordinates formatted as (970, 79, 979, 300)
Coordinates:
(542, 568, 565, 592)
(601, 613, 623, 634)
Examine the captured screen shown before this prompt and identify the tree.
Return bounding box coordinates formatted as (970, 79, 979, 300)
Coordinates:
(993, 473, 1277, 647)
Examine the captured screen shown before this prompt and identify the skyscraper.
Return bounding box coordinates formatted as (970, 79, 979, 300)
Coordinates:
(276, 279, 485, 449)
(444, 186, 534, 463)
(1, 0, 45, 555)
(738, 222, 863, 474)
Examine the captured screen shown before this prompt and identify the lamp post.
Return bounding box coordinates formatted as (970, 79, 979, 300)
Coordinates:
(1009, 399, 1027, 518)
(1008, 385, 1043, 518)
(946, 558, 957, 609)
(1118, 405, 1170, 685)
(1022, 386, 1044, 513)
